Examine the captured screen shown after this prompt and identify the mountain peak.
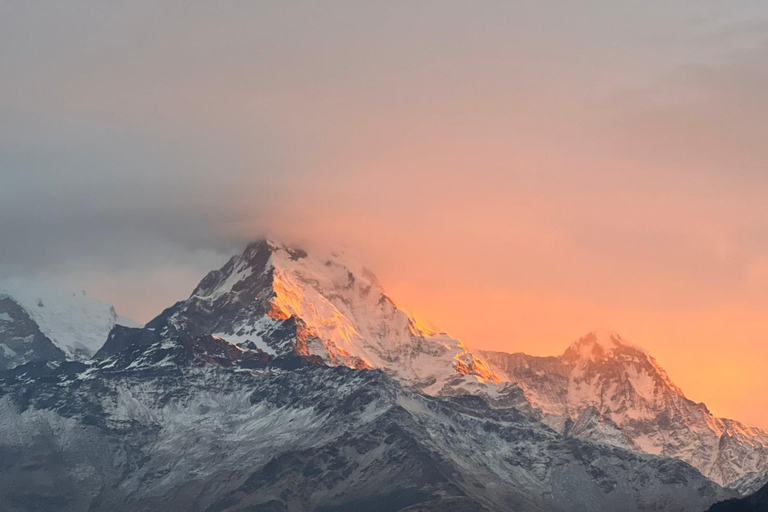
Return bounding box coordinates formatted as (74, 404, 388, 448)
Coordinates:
(563, 330, 647, 361)
(237, 239, 379, 289)
(0, 278, 139, 365)
(242, 238, 301, 259)
(485, 329, 768, 485)
(155, 239, 499, 394)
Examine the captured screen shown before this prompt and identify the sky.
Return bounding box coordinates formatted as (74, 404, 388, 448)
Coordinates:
(3, 1, 768, 426)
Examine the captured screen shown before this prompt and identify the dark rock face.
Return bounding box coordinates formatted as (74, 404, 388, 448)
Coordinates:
(0, 297, 65, 370)
(148, 241, 292, 351)
(0, 330, 731, 512)
(94, 325, 162, 360)
(707, 483, 768, 511)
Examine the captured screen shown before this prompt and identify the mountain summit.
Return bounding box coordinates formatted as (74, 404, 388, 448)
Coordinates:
(563, 330, 648, 361)
(150, 239, 499, 395)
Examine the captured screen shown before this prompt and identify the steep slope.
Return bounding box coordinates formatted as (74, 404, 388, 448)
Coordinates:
(0, 279, 139, 368)
(0, 295, 65, 370)
(730, 467, 768, 496)
(0, 329, 731, 512)
(482, 331, 768, 485)
(150, 239, 499, 396)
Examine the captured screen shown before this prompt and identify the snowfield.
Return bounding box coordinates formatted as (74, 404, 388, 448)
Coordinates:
(0, 278, 139, 360)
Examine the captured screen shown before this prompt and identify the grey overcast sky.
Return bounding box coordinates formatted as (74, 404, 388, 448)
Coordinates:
(4, 1, 768, 425)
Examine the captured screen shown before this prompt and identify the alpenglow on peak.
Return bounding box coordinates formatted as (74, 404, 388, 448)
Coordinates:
(150, 239, 500, 395)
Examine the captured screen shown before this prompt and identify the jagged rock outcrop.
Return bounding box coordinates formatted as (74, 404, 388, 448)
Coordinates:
(0, 296, 65, 369)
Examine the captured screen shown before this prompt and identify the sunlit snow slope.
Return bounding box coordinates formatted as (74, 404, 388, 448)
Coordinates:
(152, 240, 499, 396)
(482, 331, 768, 485)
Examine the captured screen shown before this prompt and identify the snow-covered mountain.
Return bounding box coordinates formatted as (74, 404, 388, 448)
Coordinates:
(0, 327, 731, 512)
(481, 331, 768, 486)
(150, 239, 499, 397)
(3, 238, 765, 510)
(145, 240, 768, 486)
(0, 279, 139, 369)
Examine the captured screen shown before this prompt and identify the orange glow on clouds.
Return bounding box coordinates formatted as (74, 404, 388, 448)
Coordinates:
(16, 2, 768, 431)
(249, 199, 768, 429)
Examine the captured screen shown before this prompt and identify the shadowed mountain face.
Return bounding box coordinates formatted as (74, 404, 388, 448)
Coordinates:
(706, 482, 768, 512)
(0, 296, 65, 370)
(481, 331, 768, 485)
(0, 328, 730, 512)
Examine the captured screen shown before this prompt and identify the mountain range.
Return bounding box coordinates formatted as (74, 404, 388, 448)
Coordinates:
(1, 239, 766, 511)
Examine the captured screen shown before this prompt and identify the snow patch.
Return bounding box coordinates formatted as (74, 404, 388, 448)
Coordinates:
(0, 344, 17, 358)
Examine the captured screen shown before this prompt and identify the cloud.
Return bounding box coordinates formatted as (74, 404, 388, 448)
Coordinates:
(4, 1, 768, 424)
